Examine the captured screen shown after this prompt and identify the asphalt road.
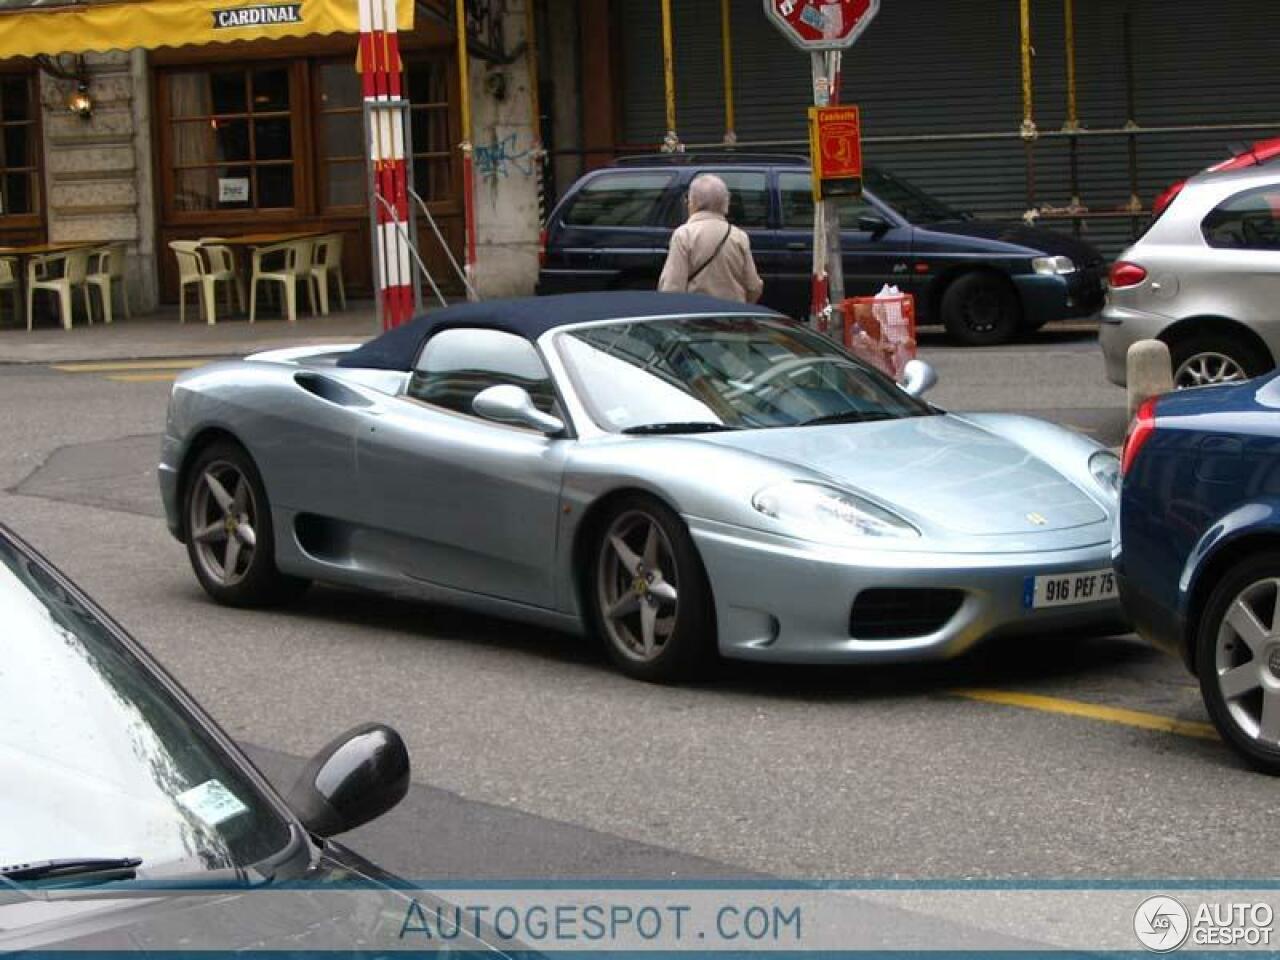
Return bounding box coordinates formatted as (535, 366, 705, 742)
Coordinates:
(2, 329, 1265, 888)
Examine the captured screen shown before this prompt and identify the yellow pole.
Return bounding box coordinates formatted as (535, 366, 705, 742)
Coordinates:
(1063, 0, 1079, 131)
(660, 0, 679, 151)
(525, 0, 542, 147)
(720, 0, 736, 145)
(1019, 0, 1036, 140)
(454, 0, 473, 144)
(454, 0, 477, 288)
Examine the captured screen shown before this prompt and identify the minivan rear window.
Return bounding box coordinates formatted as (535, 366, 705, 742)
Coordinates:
(562, 173, 674, 227)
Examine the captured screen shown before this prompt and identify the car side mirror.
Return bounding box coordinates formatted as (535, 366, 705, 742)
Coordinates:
(857, 215, 891, 238)
(473, 384, 565, 435)
(286, 723, 410, 838)
(900, 359, 938, 398)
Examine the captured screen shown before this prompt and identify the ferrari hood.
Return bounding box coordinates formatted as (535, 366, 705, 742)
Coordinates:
(698, 415, 1106, 536)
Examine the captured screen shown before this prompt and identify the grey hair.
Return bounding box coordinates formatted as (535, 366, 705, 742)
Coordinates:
(688, 173, 731, 216)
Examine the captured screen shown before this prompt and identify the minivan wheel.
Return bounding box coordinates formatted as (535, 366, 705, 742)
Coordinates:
(1197, 553, 1280, 775)
(1170, 333, 1269, 389)
(941, 273, 1020, 346)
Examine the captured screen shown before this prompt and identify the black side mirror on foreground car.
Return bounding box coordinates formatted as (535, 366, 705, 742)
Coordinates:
(287, 723, 411, 838)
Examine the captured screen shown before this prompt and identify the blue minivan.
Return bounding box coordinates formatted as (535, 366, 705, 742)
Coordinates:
(1118, 373, 1280, 772)
(538, 155, 1106, 346)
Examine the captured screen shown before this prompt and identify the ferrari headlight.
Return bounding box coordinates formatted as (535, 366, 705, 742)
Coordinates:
(752, 482, 919, 540)
(1032, 255, 1077, 275)
(1089, 450, 1120, 494)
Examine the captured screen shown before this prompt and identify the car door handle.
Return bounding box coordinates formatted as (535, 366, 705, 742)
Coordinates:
(786, 242, 807, 250)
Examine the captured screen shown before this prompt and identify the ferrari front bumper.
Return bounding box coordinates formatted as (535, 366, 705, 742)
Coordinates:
(689, 517, 1128, 664)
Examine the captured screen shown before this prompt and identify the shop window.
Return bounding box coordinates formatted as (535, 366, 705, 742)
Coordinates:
(167, 66, 296, 213)
(1203, 187, 1280, 251)
(317, 61, 364, 209)
(0, 74, 38, 219)
(318, 57, 453, 210)
(408, 59, 452, 204)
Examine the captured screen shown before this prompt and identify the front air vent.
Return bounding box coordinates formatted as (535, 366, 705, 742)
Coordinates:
(850, 589, 965, 640)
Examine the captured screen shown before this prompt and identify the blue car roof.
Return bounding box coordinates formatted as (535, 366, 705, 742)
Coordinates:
(337, 292, 780, 372)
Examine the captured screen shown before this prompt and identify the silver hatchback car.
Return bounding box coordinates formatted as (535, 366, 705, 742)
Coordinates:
(1101, 166, 1280, 389)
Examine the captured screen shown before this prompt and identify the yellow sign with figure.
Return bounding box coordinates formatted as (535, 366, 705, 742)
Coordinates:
(808, 104, 863, 201)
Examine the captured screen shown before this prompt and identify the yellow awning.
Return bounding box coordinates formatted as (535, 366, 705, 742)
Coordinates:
(0, 0, 415, 60)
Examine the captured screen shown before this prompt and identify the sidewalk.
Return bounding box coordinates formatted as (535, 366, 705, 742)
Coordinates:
(0, 302, 383, 365)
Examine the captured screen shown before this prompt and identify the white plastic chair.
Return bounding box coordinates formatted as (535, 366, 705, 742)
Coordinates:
(170, 240, 227, 325)
(27, 249, 91, 331)
(0, 256, 18, 325)
(85, 243, 132, 325)
(198, 237, 245, 317)
(308, 233, 347, 316)
(249, 239, 316, 324)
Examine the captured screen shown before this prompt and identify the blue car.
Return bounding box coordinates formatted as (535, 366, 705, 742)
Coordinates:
(538, 155, 1106, 346)
(1118, 373, 1280, 772)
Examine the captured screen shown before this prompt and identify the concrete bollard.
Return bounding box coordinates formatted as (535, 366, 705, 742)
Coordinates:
(1127, 339, 1173, 419)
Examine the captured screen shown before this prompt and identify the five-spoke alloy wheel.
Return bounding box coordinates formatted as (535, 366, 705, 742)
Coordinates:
(589, 495, 714, 682)
(1198, 553, 1280, 774)
(184, 440, 308, 607)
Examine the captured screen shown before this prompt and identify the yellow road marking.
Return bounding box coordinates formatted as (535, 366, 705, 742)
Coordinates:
(106, 372, 180, 383)
(53, 359, 208, 373)
(952, 688, 1218, 740)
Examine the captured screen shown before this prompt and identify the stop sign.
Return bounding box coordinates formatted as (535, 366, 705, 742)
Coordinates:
(763, 0, 880, 51)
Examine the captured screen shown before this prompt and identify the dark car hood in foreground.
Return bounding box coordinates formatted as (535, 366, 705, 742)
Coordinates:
(0, 845, 508, 955)
(919, 220, 1104, 265)
(700, 415, 1106, 536)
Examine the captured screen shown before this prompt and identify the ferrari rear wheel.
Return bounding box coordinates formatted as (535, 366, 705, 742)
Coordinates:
(184, 440, 309, 608)
(1197, 553, 1280, 775)
(590, 496, 715, 682)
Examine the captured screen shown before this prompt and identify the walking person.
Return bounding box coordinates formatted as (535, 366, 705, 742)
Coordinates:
(659, 174, 764, 304)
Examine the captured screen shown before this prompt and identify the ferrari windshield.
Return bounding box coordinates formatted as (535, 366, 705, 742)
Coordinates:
(556, 315, 934, 434)
(0, 534, 293, 885)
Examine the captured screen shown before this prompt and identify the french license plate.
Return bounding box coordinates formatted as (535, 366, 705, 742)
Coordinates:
(1024, 568, 1118, 610)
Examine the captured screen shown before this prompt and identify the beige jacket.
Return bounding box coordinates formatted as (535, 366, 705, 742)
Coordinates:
(658, 211, 764, 304)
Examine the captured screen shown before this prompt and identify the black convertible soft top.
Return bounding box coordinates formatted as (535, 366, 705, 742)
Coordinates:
(336, 291, 780, 371)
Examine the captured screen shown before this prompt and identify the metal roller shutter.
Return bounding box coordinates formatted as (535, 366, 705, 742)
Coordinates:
(616, 0, 1280, 258)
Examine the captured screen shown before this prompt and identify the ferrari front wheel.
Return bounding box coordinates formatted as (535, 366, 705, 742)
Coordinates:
(184, 440, 309, 608)
(589, 496, 715, 682)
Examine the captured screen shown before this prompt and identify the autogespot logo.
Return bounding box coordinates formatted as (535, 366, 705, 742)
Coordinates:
(1134, 896, 1191, 953)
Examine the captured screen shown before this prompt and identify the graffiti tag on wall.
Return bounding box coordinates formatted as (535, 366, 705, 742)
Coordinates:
(475, 132, 536, 180)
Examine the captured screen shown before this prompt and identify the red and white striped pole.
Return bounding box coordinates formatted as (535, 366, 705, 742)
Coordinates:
(359, 0, 414, 329)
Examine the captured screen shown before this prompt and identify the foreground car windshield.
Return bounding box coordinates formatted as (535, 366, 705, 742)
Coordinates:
(556, 315, 934, 433)
(0, 536, 292, 883)
(864, 167, 969, 224)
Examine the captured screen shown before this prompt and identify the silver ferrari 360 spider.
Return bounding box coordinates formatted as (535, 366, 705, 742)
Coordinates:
(160, 292, 1126, 680)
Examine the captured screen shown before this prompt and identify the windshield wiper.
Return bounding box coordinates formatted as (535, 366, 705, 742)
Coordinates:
(622, 422, 738, 436)
(1, 857, 142, 887)
(797, 411, 895, 428)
